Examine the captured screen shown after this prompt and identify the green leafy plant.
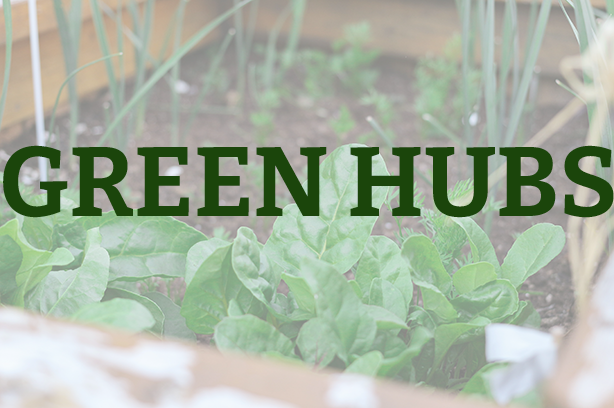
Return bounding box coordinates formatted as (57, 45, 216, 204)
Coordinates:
(182, 146, 564, 396)
(0, 172, 35, 226)
(329, 105, 356, 144)
(0, 202, 205, 338)
(250, 109, 276, 143)
(441, 0, 553, 234)
(0, 145, 564, 397)
(414, 35, 480, 139)
(300, 22, 379, 98)
(331, 22, 380, 95)
(300, 49, 335, 99)
(241, 0, 306, 143)
(360, 90, 397, 146)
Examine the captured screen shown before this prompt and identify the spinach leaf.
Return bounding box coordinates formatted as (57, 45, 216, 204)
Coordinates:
(500, 223, 565, 287)
(451, 217, 500, 270)
(433, 317, 490, 370)
(364, 304, 407, 330)
(378, 326, 432, 377)
(461, 363, 506, 396)
(367, 278, 407, 321)
(0, 234, 22, 302)
(296, 317, 339, 368)
(357, 236, 413, 310)
(57, 212, 207, 281)
(182, 238, 265, 335)
(451, 280, 519, 322)
(265, 144, 388, 274)
(103, 288, 165, 336)
(0, 219, 73, 306)
(402, 234, 452, 294)
(504, 300, 541, 328)
(346, 350, 383, 376)
(214, 314, 296, 358)
(301, 257, 377, 363)
(19, 195, 79, 251)
(419, 283, 458, 322)
(73, 298, 155, 332)
(144, 291, 196, 341)
(26, 228, 109, 318)
(232, 227, 280, 302)
(282, 273, 316, 316)
(453, 262, 497, 295)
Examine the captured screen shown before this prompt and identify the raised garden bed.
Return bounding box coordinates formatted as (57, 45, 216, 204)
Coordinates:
(1, 0, 611, 405)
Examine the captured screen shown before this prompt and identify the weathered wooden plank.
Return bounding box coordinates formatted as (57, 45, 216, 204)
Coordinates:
(514, 0, 607, 6)
(0, 0, 219, 144)
(0, 307, 498, 408)
(252, 0, 580, 77)
(546, 253, 614, 408)
(0, 0, 146, 46)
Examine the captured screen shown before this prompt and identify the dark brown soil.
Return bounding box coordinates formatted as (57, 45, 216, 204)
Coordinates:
(1, 43, 588, 332)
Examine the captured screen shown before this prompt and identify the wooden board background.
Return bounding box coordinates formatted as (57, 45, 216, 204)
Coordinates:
(0, 0, 603, 145)
(0, 306, 499, 408)
(249, 0, 585, 106)
(0, 0, 219, 145)
(250, 0, 587, 76)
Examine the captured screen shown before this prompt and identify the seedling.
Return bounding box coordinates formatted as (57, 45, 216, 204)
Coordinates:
(414, 35, 480, 140)
(213, 226, 231, 241)
(361, 91, 397, 146)
(300, 49, 335, 99)
(331, 22, 379, 95)
(329, 105, 356, 145)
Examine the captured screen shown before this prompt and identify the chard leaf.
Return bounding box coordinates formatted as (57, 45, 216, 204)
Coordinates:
(296, 317, 339, 368)
(500, 223, 565, 287)
(73, 298, 155, 332)
(26, 228, 109, 318)
(364, 304, 407, 330)
(214, 315, 295, 358)
(144, 291, 197, 341)
(451, 217, 500, 270)
(346, 351, 383, 376)
(451, 280, 519, 322)
(453, 262, 497, 295)
(357, 236, 413, 309)
(103, 288, 165, 335)
(0, 219, 73, 306)
(301, 258, 377, 363)
(181, 239, 235, 334)
(401, 234, 452, 294)
(57, 212, 207, 281)
(265, 144, 389, 274)
(19, 196, 79, 250)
